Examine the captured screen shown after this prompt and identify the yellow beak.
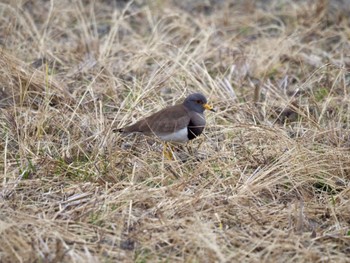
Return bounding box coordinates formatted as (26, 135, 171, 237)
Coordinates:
(203, 103, 215, 112)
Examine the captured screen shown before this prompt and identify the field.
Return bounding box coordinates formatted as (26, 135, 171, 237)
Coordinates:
(1, 0, 350, 262)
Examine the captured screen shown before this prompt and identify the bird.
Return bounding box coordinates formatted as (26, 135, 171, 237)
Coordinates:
(117, 93, 215, 159)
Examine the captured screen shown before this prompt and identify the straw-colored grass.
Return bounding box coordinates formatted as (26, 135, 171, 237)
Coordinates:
(1, 0, 350, 262)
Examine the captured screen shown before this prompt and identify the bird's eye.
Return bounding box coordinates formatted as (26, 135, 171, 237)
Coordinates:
(196, 100, 201, 104)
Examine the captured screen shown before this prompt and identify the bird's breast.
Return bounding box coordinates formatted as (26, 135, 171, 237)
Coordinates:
(187, 113, 206, 140)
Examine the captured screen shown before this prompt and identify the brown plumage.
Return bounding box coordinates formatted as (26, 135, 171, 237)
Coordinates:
(117, 93, 214, 143)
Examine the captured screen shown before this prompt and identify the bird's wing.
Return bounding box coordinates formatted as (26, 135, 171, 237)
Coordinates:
(140, 105, 190, 134)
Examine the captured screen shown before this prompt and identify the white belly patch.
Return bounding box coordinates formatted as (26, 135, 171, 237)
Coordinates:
(158, 127, 188, 143)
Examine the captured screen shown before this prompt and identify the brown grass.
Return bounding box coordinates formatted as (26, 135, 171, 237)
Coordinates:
(1, 0, 350, 262)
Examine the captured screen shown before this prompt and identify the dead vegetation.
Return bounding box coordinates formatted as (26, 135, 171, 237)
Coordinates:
(1, 0, 350, 262)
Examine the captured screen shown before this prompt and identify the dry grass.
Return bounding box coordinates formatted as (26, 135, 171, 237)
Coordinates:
(1, 0, 350, 262)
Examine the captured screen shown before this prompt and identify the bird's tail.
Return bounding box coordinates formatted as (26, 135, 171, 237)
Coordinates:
(113, 128, 124, 132)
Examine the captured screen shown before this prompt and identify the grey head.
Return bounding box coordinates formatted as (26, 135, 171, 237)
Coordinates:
(183, 93, 214, 113)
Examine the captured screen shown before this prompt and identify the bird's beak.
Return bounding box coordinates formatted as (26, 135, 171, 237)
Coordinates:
(203, 103, 215, 112)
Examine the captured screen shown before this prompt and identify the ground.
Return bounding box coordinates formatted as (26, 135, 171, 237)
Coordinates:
(1, 0, 350, 262)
